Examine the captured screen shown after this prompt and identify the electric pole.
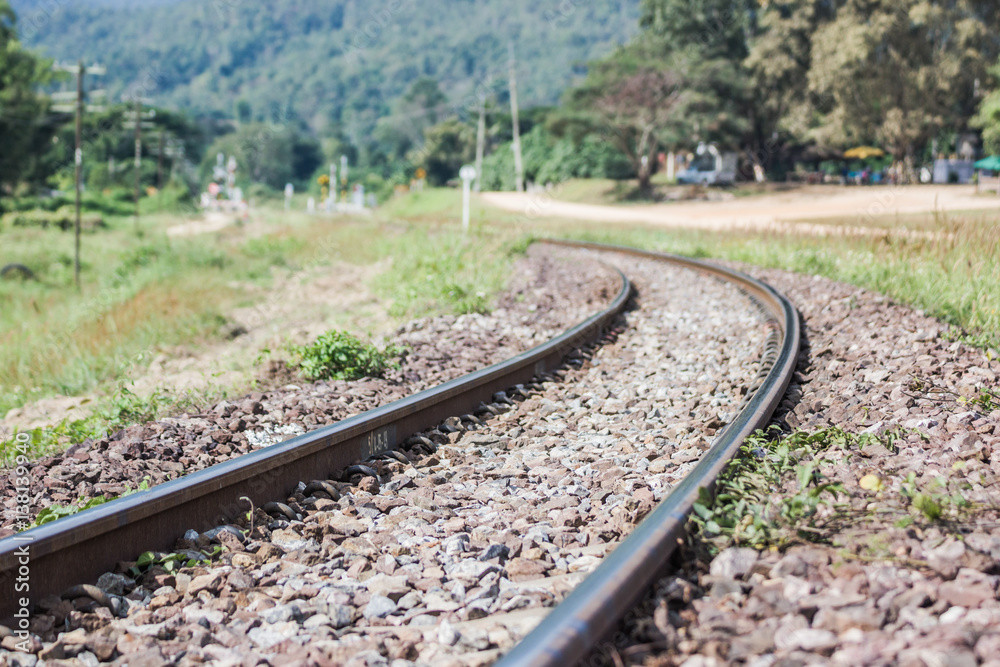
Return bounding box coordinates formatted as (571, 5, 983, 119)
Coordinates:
(123, 98, 155, 232)
(157, 127, 165, 191)
(134, 99, 141, 228)
(474, 95, 486, 194)
(508, 42, 524, 193)
(52, 61, 105, 290)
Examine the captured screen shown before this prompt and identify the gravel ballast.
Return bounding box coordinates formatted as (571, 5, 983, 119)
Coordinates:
(0, 247, 770, 666)
(592, 265, 1000, 667)
(0, 246, 619, 534)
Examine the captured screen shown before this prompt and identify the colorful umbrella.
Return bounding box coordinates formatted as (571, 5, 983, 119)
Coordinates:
(843, 146, 885, 160)
(974, 156, 1000, 171)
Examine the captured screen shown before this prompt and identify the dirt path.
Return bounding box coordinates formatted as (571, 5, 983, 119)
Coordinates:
(165, 212, 234, 238)
(482, 185, 1000, 235)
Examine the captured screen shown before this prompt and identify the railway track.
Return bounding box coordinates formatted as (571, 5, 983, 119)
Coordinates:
(0, 241, 798, 665)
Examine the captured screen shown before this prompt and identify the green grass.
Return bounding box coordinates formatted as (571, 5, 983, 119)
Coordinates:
(379, 187, 504, 225)
(389, 186, 1000, 350)
(1, 380, 229, 462)
(28, 477, 151, 531)
(369, 223, 522, 318)
(690, 428, 853, 553)
(0, 197, 528, 455)
(536, 214, 1000, 352)
(689, 426, 992, 557)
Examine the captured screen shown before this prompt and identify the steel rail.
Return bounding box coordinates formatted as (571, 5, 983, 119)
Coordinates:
(0, 243, 632, 621)
(496, 241, 800, 667)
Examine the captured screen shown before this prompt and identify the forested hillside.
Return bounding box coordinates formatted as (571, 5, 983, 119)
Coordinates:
(12, 0, 638, 143)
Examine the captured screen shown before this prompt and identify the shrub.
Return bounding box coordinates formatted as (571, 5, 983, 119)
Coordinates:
(292, 330, 402, 381)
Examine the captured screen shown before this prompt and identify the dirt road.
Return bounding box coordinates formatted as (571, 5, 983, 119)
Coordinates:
(481, 184, 999, 235)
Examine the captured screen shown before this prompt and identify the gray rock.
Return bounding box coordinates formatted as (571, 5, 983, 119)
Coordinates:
(443, 533, 470, 555)
(479, 544, 510, 562)
(303, 613, 331, 629)
(927, 540, 966, 579)
(328, 604, 355, 629)
(709, 548, 758, 579)
(4, 652, 39, 667)
(247, 626, 288, 650)
(96, 572, 132, 596)
(264, 603, 305, 624)
(363, 595, 398, 620)
(203, 525, 244, 543)
(437, 619, 460, 646)
(364, 574, 410, 601)
(775, 628, 837, 653)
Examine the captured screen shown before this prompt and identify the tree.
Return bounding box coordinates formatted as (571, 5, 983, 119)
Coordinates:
(638, 0, 753, 151)
(0, 1, 54, 194)
(806, 0, 1000, 179)
(973, 57, 1000, 154)
(743, 0, 836, 172)
(412, 118, 474, 186)
(200, 123, 321, 191)
(561, 40, 687, 190)
(374, 78, 449, 164)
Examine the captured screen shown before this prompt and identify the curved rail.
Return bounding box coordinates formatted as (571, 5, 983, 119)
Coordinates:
(0, 247, 632, 620)
(496, 241, 800, 667)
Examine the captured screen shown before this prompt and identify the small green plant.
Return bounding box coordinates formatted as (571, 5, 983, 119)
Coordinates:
(3, 385, 173, 461)
(129, 545, 222, 577)
(292, 329, 402, 381)
(943, 327, 1000, 356)
(959, 387, 1000, 413)
(30, 478, 150, 528)
(690, 428, 851, 553)
(899, 472, 970, 522)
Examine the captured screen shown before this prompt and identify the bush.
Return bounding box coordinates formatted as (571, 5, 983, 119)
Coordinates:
(292, 330, 402, 381)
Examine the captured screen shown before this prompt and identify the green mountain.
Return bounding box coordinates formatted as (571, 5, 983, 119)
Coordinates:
(14, 0, 639, 143)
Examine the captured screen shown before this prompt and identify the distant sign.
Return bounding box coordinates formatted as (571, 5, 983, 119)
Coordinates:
(459, 165, 477, 181)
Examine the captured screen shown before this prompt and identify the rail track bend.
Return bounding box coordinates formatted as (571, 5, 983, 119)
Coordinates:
(0, 240, 798, 665)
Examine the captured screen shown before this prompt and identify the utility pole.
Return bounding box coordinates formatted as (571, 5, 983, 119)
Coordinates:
(134, 99, 141, 229)
(123, 98, 155, 232)
(474, 95, 486, 193)
(157, 127, 165, 191)
(52, 61, 105, 290)
(508, 42, 524, 193)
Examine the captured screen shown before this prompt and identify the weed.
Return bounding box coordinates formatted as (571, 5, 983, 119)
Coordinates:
(30, 477, 150, 528)
(943, 327, 1000, 356)
(4, 384, 173, 461)
(690, 428, 850, 553)
(959, 387, 1000, 413)
(690, 423, 993, 559)
(129, 545, 223, 578)
(899, 472, 971, 522)
(291, 329, 402, 382)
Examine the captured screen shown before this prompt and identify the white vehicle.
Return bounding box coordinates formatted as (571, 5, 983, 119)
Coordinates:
(677, 143, 738, 185)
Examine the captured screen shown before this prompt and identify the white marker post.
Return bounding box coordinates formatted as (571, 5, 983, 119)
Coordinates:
(459, 165, 477, 233)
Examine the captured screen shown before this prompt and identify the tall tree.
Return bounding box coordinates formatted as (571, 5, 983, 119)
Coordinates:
(561, 41, 686, 190)
(743, 0, 836, 170)
(374, 78, 449, 163)
(412, 118, 474, 186)
(973, 56, 1000, 154)
(634, 0, 752, 149)
(0, 1, 54, 194)
(807, 0, 1000, 178)
(200, 123, 321, 190)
